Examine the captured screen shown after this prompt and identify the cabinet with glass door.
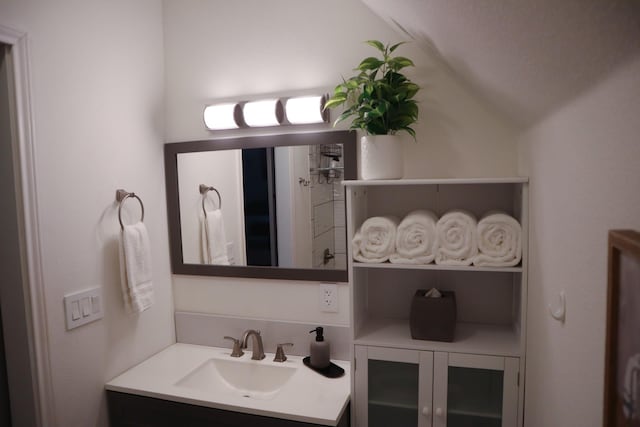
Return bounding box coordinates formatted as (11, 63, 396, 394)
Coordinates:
(345, 178, 528, 427)
(354, 346, 519, 427)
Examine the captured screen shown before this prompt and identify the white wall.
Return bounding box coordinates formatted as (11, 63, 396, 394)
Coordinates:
(164, 0, 517, 323)
(519, 56, 640, 427)
(177, 150, 245, 264)
(0, 1, 175, 426)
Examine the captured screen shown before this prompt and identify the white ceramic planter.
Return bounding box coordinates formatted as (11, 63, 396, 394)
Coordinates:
(360, 135, 404, 180)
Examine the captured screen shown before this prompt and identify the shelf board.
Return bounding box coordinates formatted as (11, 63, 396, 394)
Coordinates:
(369, 399, 417, 411)
(343, 177, 529, 187)
(448, 408, 502, 420)
(352, 262, 522, 273)
(354, 319, 521, 357)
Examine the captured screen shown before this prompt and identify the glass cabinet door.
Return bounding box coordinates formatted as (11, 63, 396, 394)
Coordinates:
(355, 346, 433, 427)
(447, 366, 504, 427)
(368, 358, 419, 427)
(433, 353, 519, 427)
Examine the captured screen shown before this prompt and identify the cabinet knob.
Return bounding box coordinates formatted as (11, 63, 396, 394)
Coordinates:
(421, 406, 430, 416)
(435, 407, 444, 417)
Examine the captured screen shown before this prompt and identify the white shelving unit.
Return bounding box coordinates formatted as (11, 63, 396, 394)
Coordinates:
(345, 177, 528, 427)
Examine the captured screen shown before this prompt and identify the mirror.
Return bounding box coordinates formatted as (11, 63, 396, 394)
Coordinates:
(164, 131, 356, 281)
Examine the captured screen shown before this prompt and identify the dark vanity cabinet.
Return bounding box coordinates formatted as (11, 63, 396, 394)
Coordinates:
(107, 391, 350, 427)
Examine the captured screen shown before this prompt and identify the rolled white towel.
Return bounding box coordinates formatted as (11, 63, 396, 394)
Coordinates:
(390, 210, 438, 264)
(474, 212, 522, 267)
(435, 209, 478, 266)
(352, 216, 399, 263)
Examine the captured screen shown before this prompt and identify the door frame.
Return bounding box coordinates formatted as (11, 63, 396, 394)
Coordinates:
(0, 24, 56, 426)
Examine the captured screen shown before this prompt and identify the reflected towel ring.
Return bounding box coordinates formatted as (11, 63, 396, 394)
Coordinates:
(199, 184, 222, 218)
(116, 189, 145, 230)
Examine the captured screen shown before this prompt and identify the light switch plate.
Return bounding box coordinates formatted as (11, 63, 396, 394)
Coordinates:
(64, 287, 103, 330)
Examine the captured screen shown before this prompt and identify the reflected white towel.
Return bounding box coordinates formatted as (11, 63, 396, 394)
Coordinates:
(474, 212, 522, 267)
(623, 353, 640, 420)
(201, 209, 230, 265)
(390, 210, 438, 264)
(435, 210, 478, 266)
(119, 222, 154, 313)
(352, 216, 399, 263)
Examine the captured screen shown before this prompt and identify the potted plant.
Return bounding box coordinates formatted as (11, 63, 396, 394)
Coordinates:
(324, 40, 419, 179)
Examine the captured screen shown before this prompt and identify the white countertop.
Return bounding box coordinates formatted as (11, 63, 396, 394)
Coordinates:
(105, 343, 351, 426)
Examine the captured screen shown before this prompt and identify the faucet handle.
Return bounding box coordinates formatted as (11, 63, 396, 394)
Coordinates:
(273, 343, 294, 362)
(223, 336, 245, 358)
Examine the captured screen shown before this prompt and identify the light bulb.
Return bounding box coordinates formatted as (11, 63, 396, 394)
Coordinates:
(243, 99, 283, 127)
(285, 95, 327, 124)
(203, 103, 240, 130)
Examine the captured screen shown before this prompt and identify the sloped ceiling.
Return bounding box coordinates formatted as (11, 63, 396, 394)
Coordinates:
(361, 0, 640, 128)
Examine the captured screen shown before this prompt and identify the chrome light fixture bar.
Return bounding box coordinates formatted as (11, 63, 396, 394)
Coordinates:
(203, 94, 329, 130)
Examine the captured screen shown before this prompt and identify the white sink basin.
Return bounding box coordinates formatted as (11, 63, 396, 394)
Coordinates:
(175, 357, 297, 400)
(106, 344, 350, 425)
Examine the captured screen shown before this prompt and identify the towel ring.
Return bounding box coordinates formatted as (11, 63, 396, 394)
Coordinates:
(199, 184, 222, 217)
(116, 189, 145, 230)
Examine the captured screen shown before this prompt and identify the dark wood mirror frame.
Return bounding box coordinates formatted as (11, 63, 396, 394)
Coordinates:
(164, 130, 356, 281)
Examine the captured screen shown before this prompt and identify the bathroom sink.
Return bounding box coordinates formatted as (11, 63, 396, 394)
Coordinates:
(107, 343, 351, 425)
(175, 357, 297, 400)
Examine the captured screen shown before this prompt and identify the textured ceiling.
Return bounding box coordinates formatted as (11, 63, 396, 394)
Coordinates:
(361, 0, 640, 127)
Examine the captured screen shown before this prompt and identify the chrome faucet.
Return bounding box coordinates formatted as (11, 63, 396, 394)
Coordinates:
(241, 329, 265, 360)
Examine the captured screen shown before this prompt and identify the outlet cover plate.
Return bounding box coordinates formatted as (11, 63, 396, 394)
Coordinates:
(319, 283, 338, 313)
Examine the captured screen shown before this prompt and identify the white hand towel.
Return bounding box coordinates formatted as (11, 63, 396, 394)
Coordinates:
(119, 221, 154, 314)
(474, 212, 522, 267)
(390, 210, 438, 264)
(201, 208, 230, 265)
(435, 209, 478, 266)
(352, 216, 399, 263)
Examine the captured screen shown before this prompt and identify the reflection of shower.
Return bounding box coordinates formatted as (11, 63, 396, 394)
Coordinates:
(313, 143, 343, 184)
(323, 248, 335, 265)
(624, 354, 640, 421)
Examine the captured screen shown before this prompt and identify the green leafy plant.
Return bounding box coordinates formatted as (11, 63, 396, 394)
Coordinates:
(324, 40, 420, 139)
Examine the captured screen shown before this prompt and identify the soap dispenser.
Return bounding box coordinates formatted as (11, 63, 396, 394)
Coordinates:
(309, 326, 330, 369)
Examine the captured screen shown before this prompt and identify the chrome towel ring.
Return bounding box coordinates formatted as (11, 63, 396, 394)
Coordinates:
(116, 189, 145, 230)
(199, 184, 222, 218)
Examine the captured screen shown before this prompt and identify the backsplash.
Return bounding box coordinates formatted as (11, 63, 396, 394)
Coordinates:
(175, 312, 352, 361)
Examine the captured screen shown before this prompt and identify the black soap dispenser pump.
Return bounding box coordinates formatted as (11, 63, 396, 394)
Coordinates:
(309, 326, 330, 369)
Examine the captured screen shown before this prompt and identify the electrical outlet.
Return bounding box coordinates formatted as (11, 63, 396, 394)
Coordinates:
(319, 283, 338, 313)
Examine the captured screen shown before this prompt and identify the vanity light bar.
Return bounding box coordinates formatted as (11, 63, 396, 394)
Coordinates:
(203, 95, 329, 130)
